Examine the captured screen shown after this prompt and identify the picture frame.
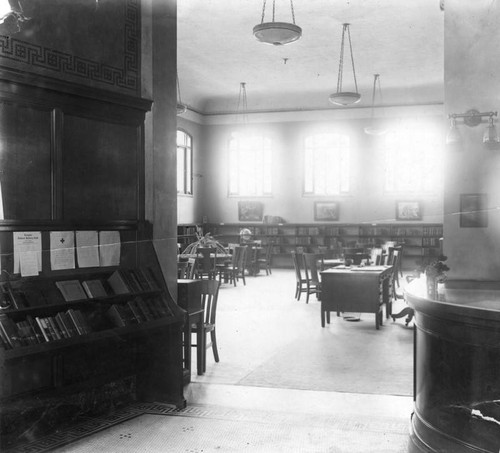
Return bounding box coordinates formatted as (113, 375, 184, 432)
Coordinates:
(460, 193, 488, 228)
(314, 201, 339, 221)
(395, 201, 422, 221)
(238, 201, 264, 222)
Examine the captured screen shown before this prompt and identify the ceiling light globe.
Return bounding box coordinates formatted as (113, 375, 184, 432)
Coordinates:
(329, 92, 361, 106)
(253, 22, 302, 46)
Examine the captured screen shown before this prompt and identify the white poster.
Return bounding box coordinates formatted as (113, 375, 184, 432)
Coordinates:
(99, 231, 121, 266)
(76, 231, 100, 268)
(50, 231, 76, 270)
(13, 232, 42, 275)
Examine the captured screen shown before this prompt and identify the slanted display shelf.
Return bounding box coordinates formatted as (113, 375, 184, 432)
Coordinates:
(0, 241, 186, 451)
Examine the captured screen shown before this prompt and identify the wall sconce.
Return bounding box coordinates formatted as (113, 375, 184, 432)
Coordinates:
(446, 109, 499, 147)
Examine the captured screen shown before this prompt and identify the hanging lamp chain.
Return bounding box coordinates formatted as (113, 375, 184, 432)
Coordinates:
(336, 24, 359, 94)
(336, 24, 346, 93)
(346, 24, 358, 93)
(290, 0, 296, 24)
(260, 0, 297, 24)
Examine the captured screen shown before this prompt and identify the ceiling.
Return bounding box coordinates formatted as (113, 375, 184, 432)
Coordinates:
(177, 0, 444, 116)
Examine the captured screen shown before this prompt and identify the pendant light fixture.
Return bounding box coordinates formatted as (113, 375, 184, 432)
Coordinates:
(329, 23, 361, 106)
(176, 72, 187, 115)
(364, 74, 387, 136)
(253, 0, 302, 46)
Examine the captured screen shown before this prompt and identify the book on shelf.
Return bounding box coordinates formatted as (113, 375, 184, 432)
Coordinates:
(55, 280, 88, 302)
(81, 279, 108, 299)
(35, 317, 52, 342)
(57, 311, 78, 337)
(45, 317, 62, 340)
(122, 269, 143, 293)
(66, 308, 90, 335)
(127, 300, 145, 323)
(107, 270, 131, 295)
(0, 314, 23, 348)
(106, 304, 129, 327)
(53, 313, 71, 339)
(132, 269, 153, 292)
(135, 297, 156, 321)
(26, 315, 45, 343)
(15, 320, 36, 345)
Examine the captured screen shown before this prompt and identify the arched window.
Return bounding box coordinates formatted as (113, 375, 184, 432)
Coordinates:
(383, 121, 443, 193)
(228, 133, 272, 196)
(177, 129, 193, 195)
(304, 133, 350, 195)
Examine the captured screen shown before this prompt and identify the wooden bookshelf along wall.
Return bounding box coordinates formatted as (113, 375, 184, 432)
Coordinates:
(207, 222, 443, 270)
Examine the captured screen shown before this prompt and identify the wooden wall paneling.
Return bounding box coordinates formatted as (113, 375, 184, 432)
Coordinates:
(62, 115, 140, 222)
(0, 101, 52, 220)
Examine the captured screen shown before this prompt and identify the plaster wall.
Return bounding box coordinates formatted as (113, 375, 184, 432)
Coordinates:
(444, 0, 500, 280)
(182, 113, 444, 228)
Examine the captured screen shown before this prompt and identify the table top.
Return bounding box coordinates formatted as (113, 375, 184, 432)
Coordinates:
(322, 258, 344, 268)
(178, 253, 232, 260)
(321, 265, 393, 276)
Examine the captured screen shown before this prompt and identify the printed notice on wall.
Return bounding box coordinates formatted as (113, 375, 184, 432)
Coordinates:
(50, 231, 76, 270)
(76, 231, 100, 268)
(13, 232, 42, 276)
(99, 231, 121, 266)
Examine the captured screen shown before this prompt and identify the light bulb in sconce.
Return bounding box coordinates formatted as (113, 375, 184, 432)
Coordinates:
(483, 114, 500, 146)
(445, 116, 461, 145)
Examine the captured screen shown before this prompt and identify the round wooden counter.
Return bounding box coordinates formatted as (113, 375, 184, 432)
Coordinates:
(405, 278, 500, 453)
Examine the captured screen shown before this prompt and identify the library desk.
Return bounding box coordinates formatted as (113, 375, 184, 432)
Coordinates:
(177, 279, 205, 382)
(320, 265, 393, 330)
(405, 278, 500, 453)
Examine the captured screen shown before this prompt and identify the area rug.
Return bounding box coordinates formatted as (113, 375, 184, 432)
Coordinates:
(238, 318, 413, 396)
(19, 402, 409, 453)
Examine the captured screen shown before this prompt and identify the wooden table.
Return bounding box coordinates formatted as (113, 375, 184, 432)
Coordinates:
(177, 279, 205, 382)
(320, 265, 393, 329)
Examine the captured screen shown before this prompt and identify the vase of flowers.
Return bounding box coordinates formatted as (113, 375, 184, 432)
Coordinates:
(423, 255, 449, 299)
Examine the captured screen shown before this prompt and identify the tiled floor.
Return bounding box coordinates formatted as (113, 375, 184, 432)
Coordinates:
(17, 268, 416, 452)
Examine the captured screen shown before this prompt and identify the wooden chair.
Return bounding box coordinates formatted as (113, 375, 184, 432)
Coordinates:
(257, 243, 273, 275)
(218, 245, 246, 286)
(370, 247, 383, 265)
(191, 279, 220, 372)
(303, 253, 323, 304)
(196, 247, 217, 279)
(235, 246, 248, 285)
(291, 251, 308, 301)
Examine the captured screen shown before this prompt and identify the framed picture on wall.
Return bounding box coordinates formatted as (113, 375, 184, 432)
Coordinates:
(314, 201, 339, 221)
(460, 193, 488, 228)
(396, 201, 422, 221)
(238, 201, 264, 222)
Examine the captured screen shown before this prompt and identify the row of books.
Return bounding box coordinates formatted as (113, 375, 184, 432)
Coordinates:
(0, 309, 91, 349)
(106, 296, 173, 327)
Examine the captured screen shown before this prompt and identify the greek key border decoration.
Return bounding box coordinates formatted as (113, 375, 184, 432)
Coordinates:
(0, 0, 139, 92)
